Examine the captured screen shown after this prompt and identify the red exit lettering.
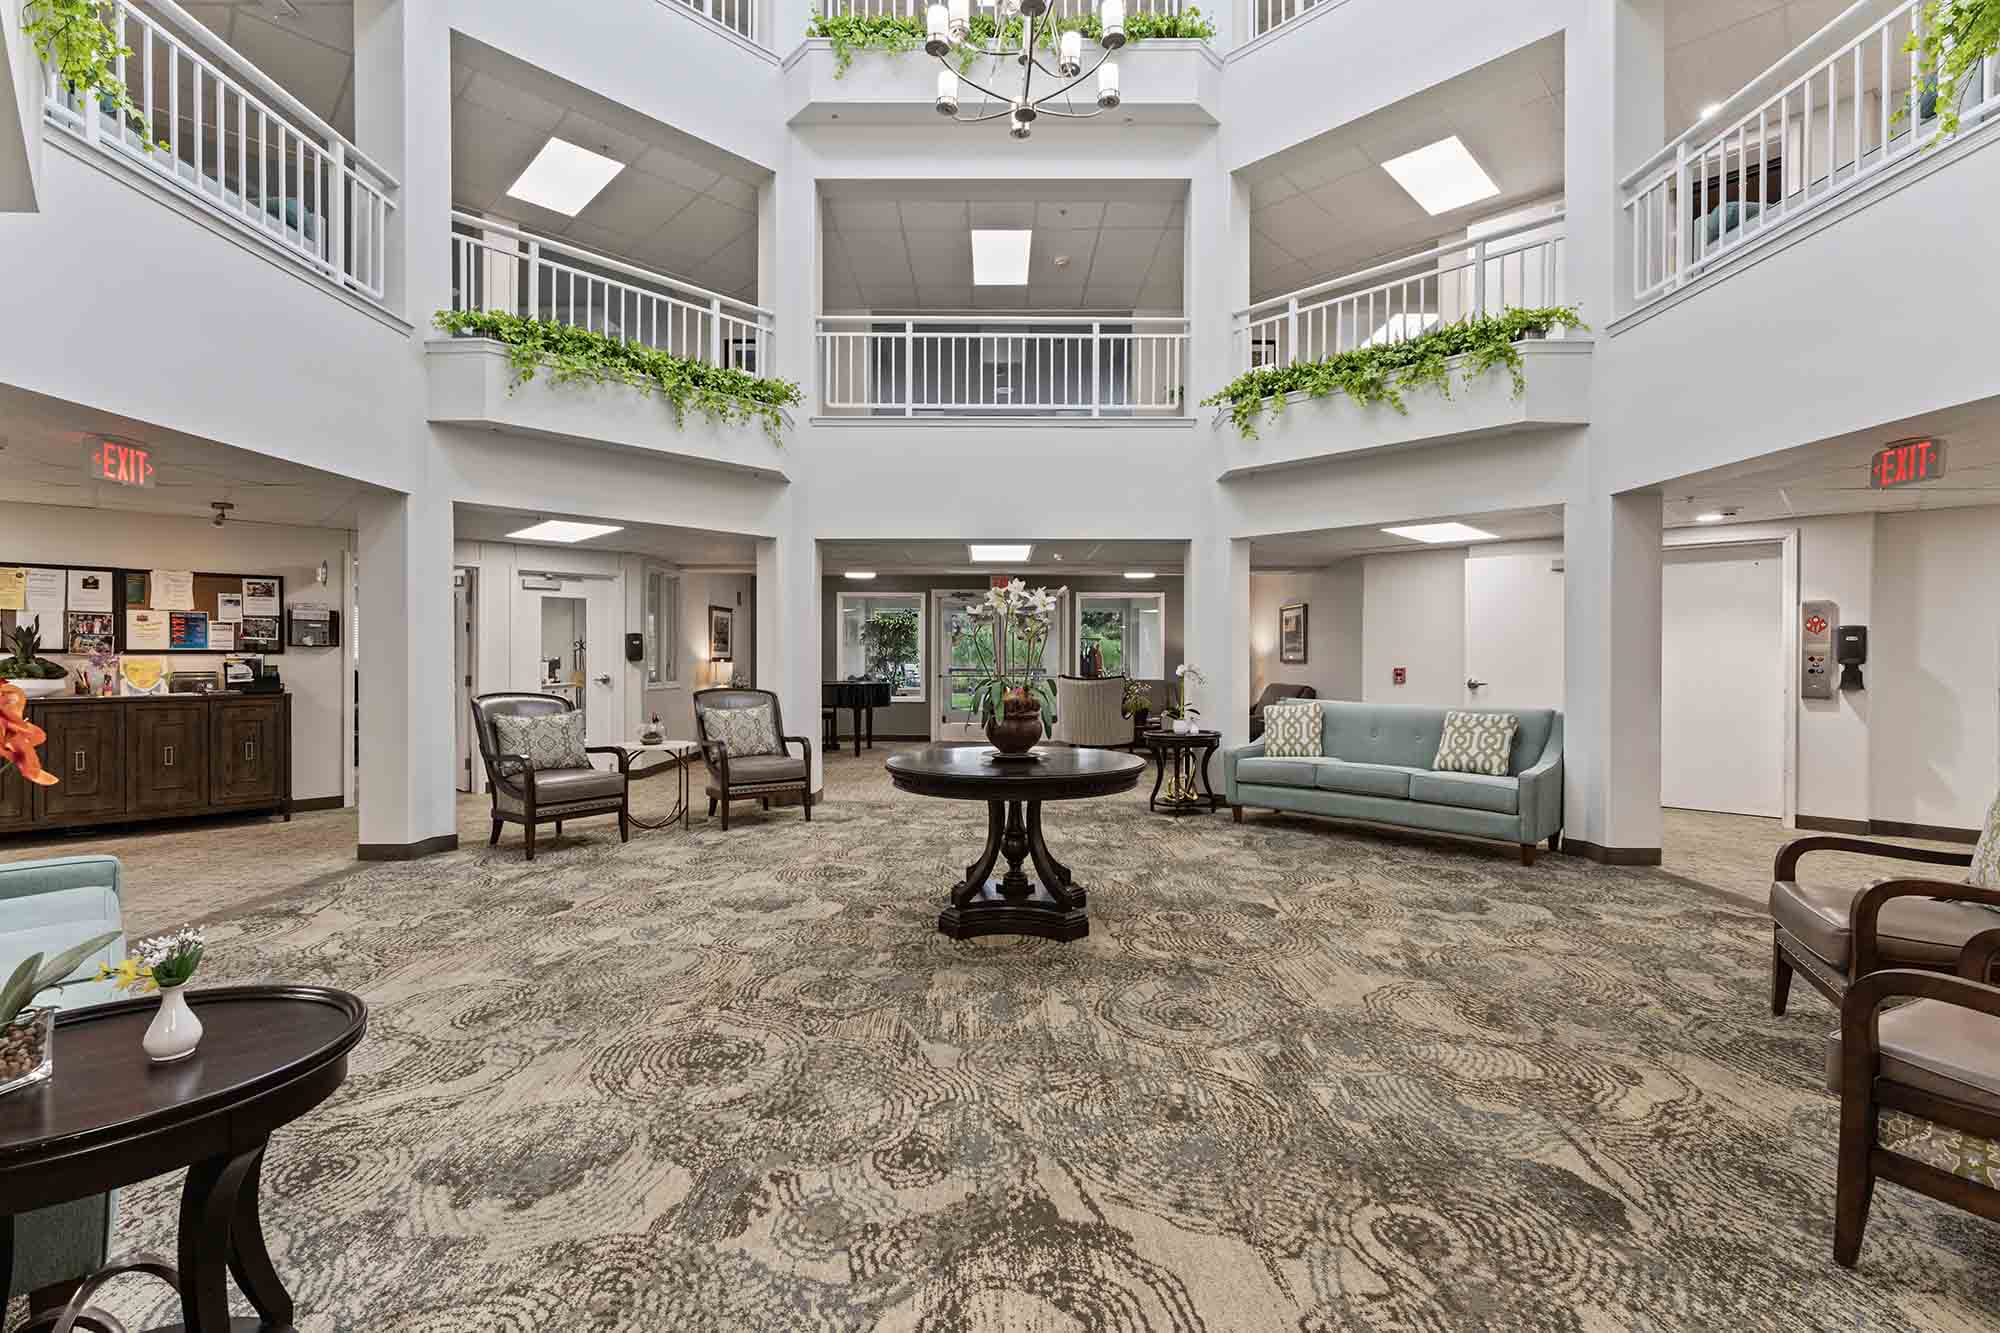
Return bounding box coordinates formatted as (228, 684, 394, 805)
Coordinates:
(1868, 437, 1945, 490)
(88, 440, 154, 488)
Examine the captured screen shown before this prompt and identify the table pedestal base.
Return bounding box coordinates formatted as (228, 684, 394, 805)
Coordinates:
(937, 799, 1089, 942)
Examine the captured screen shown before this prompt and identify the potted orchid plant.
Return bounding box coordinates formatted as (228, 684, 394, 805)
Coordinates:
(954, 579, 1065, 757)
(1161, 664, 1206, 733)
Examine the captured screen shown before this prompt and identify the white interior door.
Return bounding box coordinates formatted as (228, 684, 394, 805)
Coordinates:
(453, 568, 475, 793)
(511, 574, 625, 751)
(934, 589, 988, 741)
(1464, 553, 1565, 709)
(1661, 544, 1785, 816)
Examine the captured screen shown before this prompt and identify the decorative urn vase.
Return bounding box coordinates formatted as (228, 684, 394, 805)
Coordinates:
(0, 1007, 55, 1098)
(985, 697, 1043, 757)
(143, 985, 204, 1064)
(1173, 718, 1193, 734)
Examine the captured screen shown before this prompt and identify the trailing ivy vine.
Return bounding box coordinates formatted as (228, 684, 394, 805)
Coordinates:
(807, 8, 1216, 76)
(1908, 0, 1999, 138)
(1201, 305, 1586, 439)
(24, 0, 154, 138)
(434, 310, 802, 443)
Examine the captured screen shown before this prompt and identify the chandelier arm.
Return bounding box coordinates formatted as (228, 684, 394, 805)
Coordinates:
(1023, 50, 1109, 109)
(1030, 104, 1105, 118)
(954, 105, 1019, 124)
(937, 54, 1021, 109)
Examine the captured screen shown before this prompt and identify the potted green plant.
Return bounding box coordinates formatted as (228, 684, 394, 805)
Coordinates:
(955, 579, 1064, 758)
(0, 929, 121, 1098)
(1121, 677, 1152, 732)
(1160, 663, 1206, 733)
(1, 624, 71, 698)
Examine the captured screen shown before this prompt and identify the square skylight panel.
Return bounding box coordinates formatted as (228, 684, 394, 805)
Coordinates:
(506, 520, 625, 543)
(1380, 522, 1498, 544)
(1379, 136, 1500, 216)
(506, 138, 626, 217)
(970, 230, 1032, 286)
(969, 544, 1034, 562)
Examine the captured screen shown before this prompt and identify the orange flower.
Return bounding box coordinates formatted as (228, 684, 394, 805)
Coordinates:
(0, 681, 58, 786)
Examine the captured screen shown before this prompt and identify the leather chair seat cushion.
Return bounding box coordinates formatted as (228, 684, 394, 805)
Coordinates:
(716, 753, 808, 786)
(1770, 878, 1997, 969)
(1236, 757, 1321, 788)
(1313, 760, 1413, 800)
(497, 767, 625, 807)
(1824, 999, 2000, 1114)
(1409, 771, 1520, 815)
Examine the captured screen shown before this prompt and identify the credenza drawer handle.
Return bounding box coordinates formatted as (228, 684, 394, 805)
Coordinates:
(164, 745, 174, 768)
(74, 749, 86, 773)
(245, 739, 257, 762)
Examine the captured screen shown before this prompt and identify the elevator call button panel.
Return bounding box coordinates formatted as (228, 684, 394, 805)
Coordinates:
(1802, 600, 1837, 701)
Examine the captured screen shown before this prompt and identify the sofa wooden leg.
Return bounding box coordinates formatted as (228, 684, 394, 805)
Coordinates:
(1771, 939, 1795, 1017)
(1232, 805, 1243, 824)
(1520, 845, 1536, 867)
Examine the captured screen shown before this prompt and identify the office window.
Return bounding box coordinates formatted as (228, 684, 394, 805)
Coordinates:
(837, 592, 925, 702)
(645, 568, 680, 686)
(1076, 592, 1165, 679)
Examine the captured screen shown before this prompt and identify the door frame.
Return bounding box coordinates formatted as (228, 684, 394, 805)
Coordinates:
(932, 587, 988, 742)
(1661, 528, 1800, 828)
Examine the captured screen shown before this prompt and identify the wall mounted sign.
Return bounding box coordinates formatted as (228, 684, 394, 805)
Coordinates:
(1868, 437, 1945, 490)
(89, 439, 154, 488)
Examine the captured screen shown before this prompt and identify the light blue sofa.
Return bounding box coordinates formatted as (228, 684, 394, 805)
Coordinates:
(1, 856, 126, 1312)
(1223, 701, 1563, 864)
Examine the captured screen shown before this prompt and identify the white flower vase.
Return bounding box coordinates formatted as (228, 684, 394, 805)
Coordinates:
(1174, 719, 1193, 734)
(143, 985, 203, 1064)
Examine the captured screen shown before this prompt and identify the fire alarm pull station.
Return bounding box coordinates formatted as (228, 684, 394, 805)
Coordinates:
(1801, 600, 1837, 701)
(1393, 666, 1408, 686)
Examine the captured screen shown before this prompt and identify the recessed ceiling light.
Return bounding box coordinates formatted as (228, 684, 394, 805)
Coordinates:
(1693, 511, 1736, 524)
(506, 519, 624, 543)
(1698, 102, 1724, 120)
(506, 138, 625, 217)
(1379, 136, 1500, 216)
(1123, 571, 1156, 580)
(969, 543, 1033, 562)
(970, 229, 1032, 286)
(1380, 522, 1499, 544)
(844, 570, 878, 580)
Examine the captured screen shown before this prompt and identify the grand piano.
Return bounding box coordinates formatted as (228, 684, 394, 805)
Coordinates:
(823, 678, 893, 758)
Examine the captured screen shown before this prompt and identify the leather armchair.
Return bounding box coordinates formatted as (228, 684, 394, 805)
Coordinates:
(692, 688, 812, 831)
(470, 693, 629, 860)
(1249, 683, 1317, 740)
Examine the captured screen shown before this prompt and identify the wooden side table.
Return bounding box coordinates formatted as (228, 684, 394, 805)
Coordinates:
(1143, 729, 1224, 815)
(618, 738, 697, 831)
(0, 986, 366, 1333)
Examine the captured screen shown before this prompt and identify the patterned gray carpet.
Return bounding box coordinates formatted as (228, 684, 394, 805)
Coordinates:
(27, 755, 2000, 1331)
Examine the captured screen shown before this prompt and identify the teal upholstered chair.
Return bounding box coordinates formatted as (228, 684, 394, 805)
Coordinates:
(1, 856, 126, 1320)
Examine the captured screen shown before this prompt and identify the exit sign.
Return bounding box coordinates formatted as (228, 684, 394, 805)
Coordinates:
(89, 439, 154, 488)
(1868, 437, 1945, 490)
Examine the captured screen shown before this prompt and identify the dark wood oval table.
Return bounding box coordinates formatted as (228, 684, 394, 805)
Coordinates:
(0, 986, 367, 1333)
(886, 745, 1145, 942)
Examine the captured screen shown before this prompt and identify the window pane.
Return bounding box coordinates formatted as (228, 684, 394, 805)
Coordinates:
(838, 593, 924, 702)
(1077, 594, 1163, 678)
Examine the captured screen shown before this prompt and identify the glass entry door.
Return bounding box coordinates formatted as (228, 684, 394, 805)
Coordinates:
(932, 586, 1068, 742)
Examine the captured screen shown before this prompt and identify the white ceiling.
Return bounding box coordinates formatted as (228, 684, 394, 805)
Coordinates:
(820, 181, 1185, 312)
(819, 538, 1188, 574)
(182, 1, 356, 135)
(0, 386, 380, 529)
(1250, 508, 1566, 568)
(455, 505, 761, 567)
(1665, 0, 1858, 136)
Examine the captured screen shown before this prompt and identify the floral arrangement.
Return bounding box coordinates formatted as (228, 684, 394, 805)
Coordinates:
(0, 681, 58, 787)
(1121, 677, 1153, 718)
(0, 930, 119, 1029)
(1161, 663, 1205, 721)
(100, 926, 206, 994)
(953, 579, 1065, 728)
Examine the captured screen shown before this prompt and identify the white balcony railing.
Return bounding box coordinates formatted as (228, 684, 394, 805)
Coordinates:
(449, 213, 774, 373)
(816, 0, 1183, 22)
(1247, 0, 1324, 43)
(1622, 0, 2000, 308)
(816, 316, 1190, 416)
(677, 0, 758, 44)
(1233, 215, 1566, 370)
(43, 0, 398, 305)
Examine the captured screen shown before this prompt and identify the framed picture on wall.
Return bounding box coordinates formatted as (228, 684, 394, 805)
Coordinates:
(708, 605, 734, 664)
(1279, 602, 1308, 664)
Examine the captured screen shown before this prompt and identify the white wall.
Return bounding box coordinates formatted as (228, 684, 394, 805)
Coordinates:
(1249, 567, 1361, 702)
(1362, 546, 1466, 706)
(0, 501, 352, 803)
(647, 570, 757, 741)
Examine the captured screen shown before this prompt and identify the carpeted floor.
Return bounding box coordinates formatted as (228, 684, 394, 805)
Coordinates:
(8, 751, 1998, 1331)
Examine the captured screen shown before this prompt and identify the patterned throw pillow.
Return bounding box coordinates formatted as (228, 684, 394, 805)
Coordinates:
(492, 711, 589, 776)
(1262, 701, 1322, 758)
(1969, 793, 2000, 892)
(1433, 710, 1519, 777)
(702, 703, 780, 758)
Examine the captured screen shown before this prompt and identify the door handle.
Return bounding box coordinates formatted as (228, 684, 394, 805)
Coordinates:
(245, 739, 257, 762)
(1466, 678, 1488, 691)
(74, 749, 86, 773)
(594, 673, 613, 686)
(164, 745, 174, 768)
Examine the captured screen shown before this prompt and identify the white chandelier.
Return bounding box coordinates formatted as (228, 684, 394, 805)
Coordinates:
(926, 0, 1125, 139)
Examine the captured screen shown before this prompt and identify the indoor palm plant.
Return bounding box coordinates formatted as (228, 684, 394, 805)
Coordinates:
(954, 579, 1064, 756)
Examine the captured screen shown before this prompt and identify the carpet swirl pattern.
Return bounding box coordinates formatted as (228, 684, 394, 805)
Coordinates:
(41, 757, 2000, 1331)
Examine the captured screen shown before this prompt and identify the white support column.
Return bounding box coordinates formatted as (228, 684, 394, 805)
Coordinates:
(757, 521, 823, 796)
(761, 156, 817, 395)
(356, 488, 459, 857)
(1184, 148, 1245, 431)
(1562, 490, 1663, 863)
(1564, 0, 1665, 328)
(1184, 536, 1252, 753)
(353, 0, 452, 322)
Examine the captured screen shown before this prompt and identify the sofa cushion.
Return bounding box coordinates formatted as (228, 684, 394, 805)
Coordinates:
(702, 702, 781, 757)
(718, 753, 808, 786)
(1409, 771, 1520, 815)
(1770, 878, 1997, 970)
(1237, 756, 1321, 788)
(1824, 999, 2000, 1114)
(1262, 700, 1322, 759)
(1316, 701, 1554, 775)
(1434, 710, 1520, 777)
(1313, 760, 1412, 799)
(492, 711, 588, 776)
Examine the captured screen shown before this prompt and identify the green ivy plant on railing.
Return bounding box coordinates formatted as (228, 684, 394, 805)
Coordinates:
(807, 8, 1216, 76)
(1907, 0, 1998, 139)
(434, 310, 802, 443)
(1202, 306, 1586, 439)
(24, 0, 152, 138)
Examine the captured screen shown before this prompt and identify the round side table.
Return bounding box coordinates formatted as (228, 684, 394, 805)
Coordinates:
(618, 738, 698, 831)
(1142, 729, 1224, 815)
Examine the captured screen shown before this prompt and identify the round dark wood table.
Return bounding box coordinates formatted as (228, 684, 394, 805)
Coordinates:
(886, 745, 1145, 942)
(1142, 729, 1224, 815)
(0, 986, 367, 1333)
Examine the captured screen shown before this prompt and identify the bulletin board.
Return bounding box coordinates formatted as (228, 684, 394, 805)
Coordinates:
(115, 569, 287, 655)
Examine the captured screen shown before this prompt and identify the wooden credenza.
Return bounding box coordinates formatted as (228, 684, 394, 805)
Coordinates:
(0, 694, 291, 835)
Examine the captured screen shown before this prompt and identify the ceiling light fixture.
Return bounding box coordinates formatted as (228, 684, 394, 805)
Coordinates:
(1693, 510, 1737, 524)
(1380, 521, 1499, 544)
(1379, 136, 1500, 215)
(971, 229, 1033, 285)
(506, 519, 625, 543)
(506, 138, 625, 217)
(969, 543, 1034, 562)
(928, 0, 1125, 138)
(844, 570, 878, 580)
(1122, 571, 1156, 580)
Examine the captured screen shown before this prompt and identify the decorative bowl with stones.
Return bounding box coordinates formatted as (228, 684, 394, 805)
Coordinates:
(0, 1006, 55, 1098)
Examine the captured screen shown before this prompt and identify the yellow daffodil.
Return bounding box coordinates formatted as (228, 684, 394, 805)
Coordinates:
(95, 957, 156, 993)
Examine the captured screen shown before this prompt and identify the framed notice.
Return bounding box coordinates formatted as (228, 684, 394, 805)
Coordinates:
(68, 569, 114, 613)
(1279, 603, 1308, 665)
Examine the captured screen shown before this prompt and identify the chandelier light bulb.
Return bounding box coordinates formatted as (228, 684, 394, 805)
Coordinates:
(936, 69, 960, 115)
(1010, 101, 1035, 139)
(1018, 0, 1047, 15)
(948, 0, 969, 41)
(1100, 0, 1125, 48)
(925, 3, 951, 56)
(1058, 29, 1082, 76)
(1097, 59, 1120, 107)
